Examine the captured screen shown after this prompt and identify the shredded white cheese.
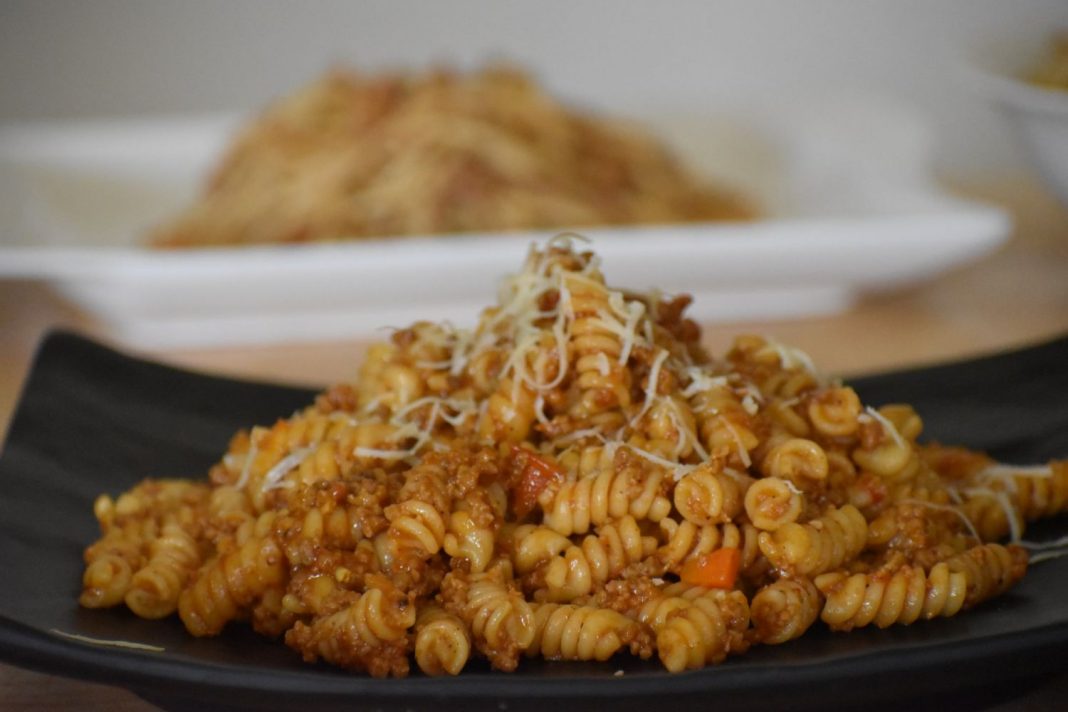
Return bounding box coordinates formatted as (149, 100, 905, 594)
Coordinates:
(392, 396, 475, 426)
(741, 393, 760, 416)
(360, 394, 384, 415)
(977, 463, 1053, 489)
(624, 442, 696, 481)
(631, 349, 670, 425)
(261, 447, 314, 491)
(353, 446, 418, 461)
(414, 358, 453, 370)
(606, 291, 646, 364)
(765, 337, 819, 376)
(861, 406, 907, 450)
(782, 478, 804, 495)
(553, 427, 605, 446)
(233, 434, 260, 490)
(665, 398, 709, 462)
(961, 485, 1024, 542)
(50, 629, 165, 652)
(594, 352, 611, 377)
(1029, 549, 1068, 564)
(680, 368, 728, 399)
(533, 392, 550, 426)
(717, 415, 752, 468)
(1020, 534, 1068, 550)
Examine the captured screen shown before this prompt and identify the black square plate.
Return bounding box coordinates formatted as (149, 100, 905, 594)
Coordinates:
(2, 331, 1067, 711)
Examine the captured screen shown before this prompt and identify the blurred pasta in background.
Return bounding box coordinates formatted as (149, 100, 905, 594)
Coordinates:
(152, 66, 753, 248)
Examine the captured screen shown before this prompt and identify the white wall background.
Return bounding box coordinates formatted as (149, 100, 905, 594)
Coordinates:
(1, 0, 1066, 181)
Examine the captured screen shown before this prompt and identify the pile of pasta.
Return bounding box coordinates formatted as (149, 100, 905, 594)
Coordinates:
(151, 66, 751, 248)
(81, 238, 1067, 677)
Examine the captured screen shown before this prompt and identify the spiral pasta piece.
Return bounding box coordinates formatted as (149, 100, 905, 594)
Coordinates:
(125, 523, 202, 619)
(387, 500, 448, 558)
(758, 505, 868, 577)
(80, 521, 151, 608)
(442, 571, 536, 672)
(1009, 461, 1068, 519)
(528, 603, 642, 661)
(853, 407, 918, 482)
(80, 554, 135, 609)
(944, 543, 1028, 608)
(565, 272, 632, 416)
(538, 458, 671, 536)
(444, 509, 496, 573)
(690, 384, 759, 467)
(285, 584, 416, 677)
(806, 387, 862, 438)
(206, 485, 255, 536)
(655, 590, 750, 672)
(513, 525, 571, 574)
(540, 515, 657, 601)
(957, 461, 1068, 541)
(878, 404, 924, 442)
(479, 377, 538, 443)
(673, 465, 744, 525)
(761, 368, 819, 400)
(383, 461, 451, 572)
(442, 484, 504, 574)
(81, 480, 208, 609)
(761, 438, 829, 483)
(815, 562, 967, 631)
(744, 477, 803, 531)
(414, 603, 471, 676)
(178, 515, 286, 637)
(751, 577, 822, 644)
(636, 592, 696, 632)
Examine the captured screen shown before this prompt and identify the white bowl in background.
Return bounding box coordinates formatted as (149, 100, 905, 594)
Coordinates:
(968, 35, 1068, 207)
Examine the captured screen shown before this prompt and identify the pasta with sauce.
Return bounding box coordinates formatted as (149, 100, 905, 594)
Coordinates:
(81, 236, 1066, 676)
(151, 66, 752, 248)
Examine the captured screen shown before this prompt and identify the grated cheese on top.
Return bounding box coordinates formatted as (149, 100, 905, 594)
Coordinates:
(717, 415, 752, 468)
(861, 406, 907, 450)
(680, 367, 729, 399)
(50, 629, 165, 652)
(261, 447, 315, 491)
(764, 337, 819, 377)
(233, 431, 261, 490)
(961, 485, 1024, 542)
(632, 349, 670, 425)
(624, 441, 697, 481)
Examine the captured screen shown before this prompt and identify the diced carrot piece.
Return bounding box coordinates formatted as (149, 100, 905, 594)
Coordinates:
(680, 548, 741, 589)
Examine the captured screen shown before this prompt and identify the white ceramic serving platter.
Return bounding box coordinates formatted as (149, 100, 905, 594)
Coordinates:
(0, 98, 1010, 348)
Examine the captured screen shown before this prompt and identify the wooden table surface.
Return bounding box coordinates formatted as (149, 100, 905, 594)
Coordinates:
(1, 178, 1066, 710)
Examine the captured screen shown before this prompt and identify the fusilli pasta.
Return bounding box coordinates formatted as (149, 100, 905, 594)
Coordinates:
(79, 237, 1063, 677)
